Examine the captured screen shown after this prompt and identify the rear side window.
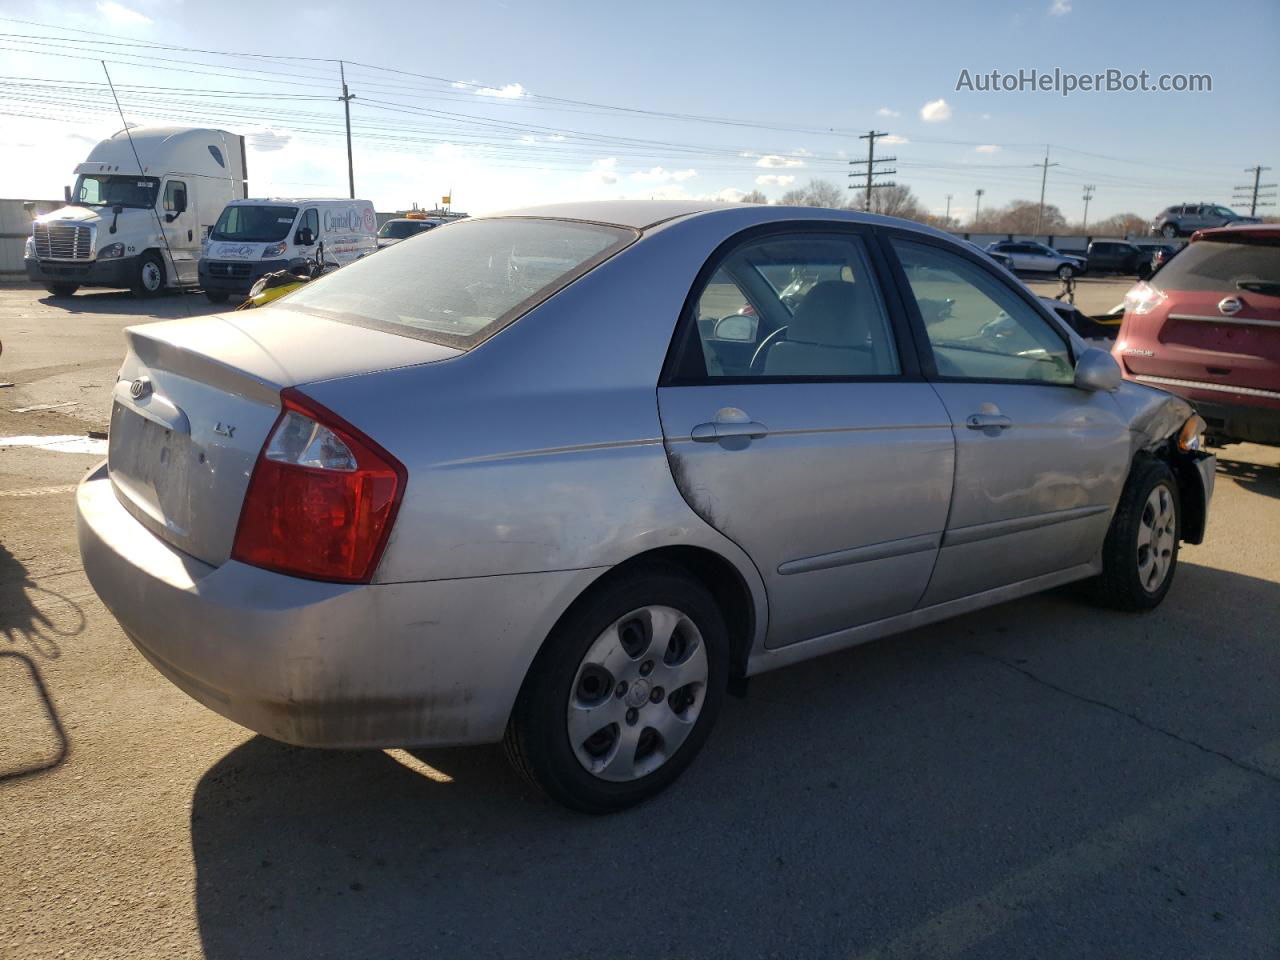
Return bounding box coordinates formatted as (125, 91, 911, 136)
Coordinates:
(1154, 239, 1280, 295)
(279, 218, 635, 348)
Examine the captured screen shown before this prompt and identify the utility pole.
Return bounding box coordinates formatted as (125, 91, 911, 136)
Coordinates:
(1081, 184, 1096, 233)
(1233, 165, 1275, 216)
(848, 130, 896, 211)
(1033, 145, 1059, 235)
(339, 61, 356, 199)
(944, 194, 953, 225)
(974, 188, 984, 226)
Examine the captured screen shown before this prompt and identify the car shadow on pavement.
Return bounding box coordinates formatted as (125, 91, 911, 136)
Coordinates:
(188, 562, 1280, 959)
(1215, 453, 1280, 500)
(35, 290, 226, 320)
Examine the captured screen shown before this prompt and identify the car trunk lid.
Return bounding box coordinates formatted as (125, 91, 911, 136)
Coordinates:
(108, 308, 459, 566)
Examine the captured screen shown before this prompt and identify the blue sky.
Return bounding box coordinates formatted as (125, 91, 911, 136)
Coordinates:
(1, 0, 1277, 221)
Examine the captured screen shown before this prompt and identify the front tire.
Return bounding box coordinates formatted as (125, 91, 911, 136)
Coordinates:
(1161, 223, 1179, 239)
(1091, 459, 1180, 611)
(1057, 264, 1075, 280)
(504, 565, 729, 813)
(132, 252, 165, 297)
(45, 283, 78, 297)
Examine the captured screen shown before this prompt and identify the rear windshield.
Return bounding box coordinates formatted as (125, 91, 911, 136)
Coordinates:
(279, 217, 635, 347)
(378, 220, 435, 239)
(1154, 238, 1280, 295)
(211, 205, 299, 243)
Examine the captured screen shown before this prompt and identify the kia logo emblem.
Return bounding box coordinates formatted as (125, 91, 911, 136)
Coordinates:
(130, 377, 151, 399)
(1218, 297, 1243, 316)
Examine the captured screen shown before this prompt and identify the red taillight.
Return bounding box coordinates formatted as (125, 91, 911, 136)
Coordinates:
(231, 388, 406, 583)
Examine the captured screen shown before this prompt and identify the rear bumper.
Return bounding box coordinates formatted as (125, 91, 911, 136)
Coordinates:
(25, 255, 136, 287)
(197, 258, 290, 295)
(1129, 376, 1280, 445)
(76, 463, 601, 748)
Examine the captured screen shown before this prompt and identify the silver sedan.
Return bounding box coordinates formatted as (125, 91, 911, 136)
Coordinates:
(78, 200, 1215, 812)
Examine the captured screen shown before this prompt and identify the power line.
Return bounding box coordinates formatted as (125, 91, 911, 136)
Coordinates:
(1232, 165, 1275, 216)
(848, 131, 896, 211)
(1081, 184, 1096, 232)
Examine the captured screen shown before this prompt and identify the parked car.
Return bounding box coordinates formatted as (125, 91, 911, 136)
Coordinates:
(1149, 243, 1181, 273)
(966, 240, 1013, 270)
(199, 198, 378, 303)
(377, 216, 443, 248)
(1116, 223, 1280, 445)
(1151, 204, 1259, 239)
(1086, 240, 1146, 275)
(986, 240, 1088, 278)
(77, 201, 1215, 812)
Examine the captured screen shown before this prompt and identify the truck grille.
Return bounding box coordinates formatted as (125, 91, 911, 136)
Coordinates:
(205, 261, 253, 278)
(33, 223, 94, 261)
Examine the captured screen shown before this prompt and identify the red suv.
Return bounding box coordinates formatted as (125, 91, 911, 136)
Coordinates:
(1114, 225, 1280, 445)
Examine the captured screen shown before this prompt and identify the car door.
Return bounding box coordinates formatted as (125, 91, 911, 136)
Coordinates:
(885, 233, 1131, 604)
(658, 228, 955, 648)
(161, 178, 197, 284)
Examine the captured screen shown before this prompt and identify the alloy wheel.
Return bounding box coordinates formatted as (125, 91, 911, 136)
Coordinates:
(567, 605, 708, 782)
(1136, 482, 1176, 593)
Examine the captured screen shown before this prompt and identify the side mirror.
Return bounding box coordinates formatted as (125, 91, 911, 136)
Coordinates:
(296, 227, 315, 246)
(1074, 347, 1122, 392)
(713, 314, 757, 342)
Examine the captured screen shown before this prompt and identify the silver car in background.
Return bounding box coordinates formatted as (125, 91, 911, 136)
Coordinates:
(78, 201, 1215, 812)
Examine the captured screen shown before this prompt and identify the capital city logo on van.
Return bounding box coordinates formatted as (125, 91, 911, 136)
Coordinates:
(323, 207, 366, 232)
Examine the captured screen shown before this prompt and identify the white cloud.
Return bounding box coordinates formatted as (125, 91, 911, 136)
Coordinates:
(588, 157, 618, 185)
(876, 107, 900, 117)
(631, 167, 698, 183)
(97, 1, 152, 24)
(981, 113, 992, 120)
(791, 148, 812, 157)
(920, 98, 952, 123)
(708, 188, 747, 203)
(549, 134, 566, 142)
(756, 154, 806, 169)
(1049, 0, 1072, 15)
(974, 144, 1001, 153)
(476, 82, 526, 99)
(882, 134, 909, 145)
(248, 129, 292, 152)
(517, 135, 536, 145)
(738, 150, 756, 158)
(755, 174, 795, 186)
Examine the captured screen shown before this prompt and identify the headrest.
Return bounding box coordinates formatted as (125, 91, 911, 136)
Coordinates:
(788, 280, 873, 347)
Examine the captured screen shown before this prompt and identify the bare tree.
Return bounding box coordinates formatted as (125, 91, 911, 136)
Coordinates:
(1085, 212, 1148, 237)
(778, 178, 847, 210)
(739, 189, 769, 204)
(866, 184, 926, 221)
(973, 199, 1067, 234)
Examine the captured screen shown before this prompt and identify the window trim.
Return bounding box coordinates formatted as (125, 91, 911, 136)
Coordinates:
(660, 221, 922, 387)
(876, 226, 1081, 389)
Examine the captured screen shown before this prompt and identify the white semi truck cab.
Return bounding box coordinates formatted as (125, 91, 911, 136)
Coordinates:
(25, 126, 246, 297)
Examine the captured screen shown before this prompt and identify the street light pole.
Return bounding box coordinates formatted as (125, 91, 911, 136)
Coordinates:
(339, 61, 355, 199)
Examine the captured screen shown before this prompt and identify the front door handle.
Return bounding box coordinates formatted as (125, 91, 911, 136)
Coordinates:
(691, 413, 769, 442)
(966, 412, 1012, 430)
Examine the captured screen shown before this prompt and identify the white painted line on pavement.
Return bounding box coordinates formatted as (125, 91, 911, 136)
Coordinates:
(0, 484, 79, 499)
(0, 435, 108, 455)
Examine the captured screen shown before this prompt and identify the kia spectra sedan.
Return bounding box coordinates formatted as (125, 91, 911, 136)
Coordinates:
(78, 201, 1215, 812)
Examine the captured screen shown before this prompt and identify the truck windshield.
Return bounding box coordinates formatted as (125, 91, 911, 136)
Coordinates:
(279, 217, 635, 348)
(210, 205, 299, 243)
(74, 174, 159, 209)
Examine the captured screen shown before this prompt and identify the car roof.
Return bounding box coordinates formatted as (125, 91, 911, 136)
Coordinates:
(1193, 223, 1280, 242)
(472, 199, 951, 237)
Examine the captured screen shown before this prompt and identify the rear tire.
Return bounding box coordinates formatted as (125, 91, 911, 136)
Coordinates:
(205, 291, 230, 304)
(132, 252, 165, 297)
(45, 284, 78, 297)
(1090, 459, 1180, 611)
(504, 564, 728, 813)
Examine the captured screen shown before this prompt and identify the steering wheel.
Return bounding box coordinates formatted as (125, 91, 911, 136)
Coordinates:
(749, 326, 788, 373)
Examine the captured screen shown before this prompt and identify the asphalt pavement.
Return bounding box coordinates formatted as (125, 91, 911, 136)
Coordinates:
(2, 283, 1277, 960)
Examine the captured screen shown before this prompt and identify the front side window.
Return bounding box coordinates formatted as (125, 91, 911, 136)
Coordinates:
(686, 233, 900, 379)
(163, 180, 187, 213)
(280, 217, 634, 347)
(210, 205, 299, 243)
(301, 208, 319, 240)
(74, 174, 159, 209)
(892, 239, 1074, 385)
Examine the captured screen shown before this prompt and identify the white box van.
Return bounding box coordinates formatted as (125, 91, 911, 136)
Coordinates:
(198, 198, 378, 302)
(25, 126, 247, 296)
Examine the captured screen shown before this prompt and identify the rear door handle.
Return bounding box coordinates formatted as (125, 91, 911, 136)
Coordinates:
(966, 413, 1012, 430)
(691, 420, 769, 442)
